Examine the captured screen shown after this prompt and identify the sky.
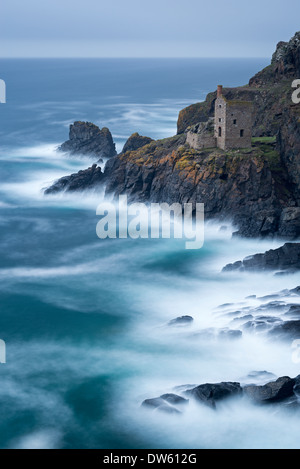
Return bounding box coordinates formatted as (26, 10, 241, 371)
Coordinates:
(1, 0, 300, 58)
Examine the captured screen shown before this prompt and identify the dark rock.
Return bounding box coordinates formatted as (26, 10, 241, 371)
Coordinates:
(269, 320, 300, 340)
(141, 397, 165, 409)
(141, 393, 187, 414)
(222, 243, 300, 273)
(44, 164, 105, 194)
(185, 382, 242, 409)
(160, 394, 189, 405)
(153, 404, 181, 415)
(242, 318, 280, 333)
(218, 328, 242, 339)
(293, 375, 300, 395)
(231, 314, 253, 323)
(121, 133, 153, 154)
(168, 315, 193, 326)
(59, 121, 117, 159)
(284, 305, 300, 317)
(258, 294, 280, 300)
(192, 327, 242, 340)
(217, 303, 235, 309)
(243, 376, 295, 403)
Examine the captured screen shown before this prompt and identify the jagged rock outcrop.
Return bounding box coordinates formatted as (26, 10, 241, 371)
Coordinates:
(121, 133, 153, 154)
(46, 135, 296, 237)
(184, 382, 242, 409)
(44, 164, 104, 194)
(142, 375, 300, 414)
(178, 31, 300, 137)
(222, 243, 300, 273)
(277, 106, 300, 205)
(102, 136, 294, 237)
(271, 32, 300, 79)
(58, 121, 117, 160)
(244, 377, 295, 403)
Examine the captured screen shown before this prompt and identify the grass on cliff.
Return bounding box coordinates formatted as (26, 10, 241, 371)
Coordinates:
(252, 136, 276, 144)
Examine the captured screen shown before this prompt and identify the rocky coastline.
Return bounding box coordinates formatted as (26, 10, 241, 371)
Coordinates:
(142, 285, 300, 415)
(45, 32, 300, 240)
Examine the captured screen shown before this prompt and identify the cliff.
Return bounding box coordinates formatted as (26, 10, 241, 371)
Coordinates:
(103, 137, 296, 237)
(45, 32, 300, 239)
(177, 32, 300, 137)
(58, 121, 117, 160)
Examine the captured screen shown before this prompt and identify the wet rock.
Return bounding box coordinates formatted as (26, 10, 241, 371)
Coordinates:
(243, 317, 282, 333)
(244, 376, 295, 403)
(185, 382, 242, 409)
(218, 328, 242, 339)
(168, 315, 193, 326)
(270, 320, 300, 340)
(59, 121, 117, 159)
(222, 243, 300, 273)
(284, 305, 300, 317)
(293, 375, 300, 396)
(141, 393, 187, 414)
(217, 303, 235, 309)
(192, 327, 242, 341)
(160, 394, 189, 406)
(142, 397, 165, 409)
(231, 314, 254, 324)
(258, 294, 280, 300)
(153, 404, 181, 415)
(44, 164, 104, 194)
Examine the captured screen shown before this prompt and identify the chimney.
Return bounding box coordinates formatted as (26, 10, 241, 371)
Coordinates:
(217, 85, 223, 97)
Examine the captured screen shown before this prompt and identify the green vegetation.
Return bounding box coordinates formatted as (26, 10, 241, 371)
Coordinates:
(252, 136, 276, 144)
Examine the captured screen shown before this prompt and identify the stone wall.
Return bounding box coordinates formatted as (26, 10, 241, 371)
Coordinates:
(215, 96, 253, 150)
(186, 131, 216, 149)
(224, 102, 253, 149)
(215, 96, 227, 149)
(186, 119, 216, 150)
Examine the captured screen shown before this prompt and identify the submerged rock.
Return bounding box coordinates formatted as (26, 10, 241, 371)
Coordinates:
(160, 394, 189, 406)
(58, 121, 117, 160)
(185, 382, 242, 409)
(168, 315, 193, 326)
(243, 376, 295, 403)
(141, 393, 187, 414)
(192, 327, 242, 340)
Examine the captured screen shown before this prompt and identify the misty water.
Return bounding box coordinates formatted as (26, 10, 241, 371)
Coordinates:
(0, 58, 300, 449)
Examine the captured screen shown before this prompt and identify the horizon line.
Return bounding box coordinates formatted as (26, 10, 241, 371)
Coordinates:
(0, 56, 270, 60)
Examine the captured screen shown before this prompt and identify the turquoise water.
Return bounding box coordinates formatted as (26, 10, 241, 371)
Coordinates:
(1, 58, 300, 449)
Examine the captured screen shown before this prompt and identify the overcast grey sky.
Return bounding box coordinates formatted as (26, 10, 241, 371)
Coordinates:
(1, 0, 300, 58)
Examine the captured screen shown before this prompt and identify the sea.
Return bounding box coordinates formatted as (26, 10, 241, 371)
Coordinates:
(0, 58, 300, 449)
